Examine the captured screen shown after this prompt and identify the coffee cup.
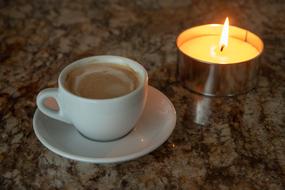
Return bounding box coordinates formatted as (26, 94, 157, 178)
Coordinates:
(36, 55, 148, 141)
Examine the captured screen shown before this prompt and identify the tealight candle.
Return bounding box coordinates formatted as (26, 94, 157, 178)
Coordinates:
(177, 18, 264, 96)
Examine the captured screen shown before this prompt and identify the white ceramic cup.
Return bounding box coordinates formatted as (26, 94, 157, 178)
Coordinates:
(36, 55, 148, 141)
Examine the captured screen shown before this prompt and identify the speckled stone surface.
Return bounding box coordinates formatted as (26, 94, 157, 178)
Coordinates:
(0, 0, 285, 189)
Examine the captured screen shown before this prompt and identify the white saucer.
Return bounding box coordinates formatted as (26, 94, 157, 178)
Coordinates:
(33, 86, 176, 163)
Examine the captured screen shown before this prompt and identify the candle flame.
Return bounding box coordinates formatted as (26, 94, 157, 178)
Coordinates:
(219, 17, 229, 52)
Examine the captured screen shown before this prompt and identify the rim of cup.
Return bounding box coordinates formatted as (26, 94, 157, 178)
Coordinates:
(58, 55, 148, 102)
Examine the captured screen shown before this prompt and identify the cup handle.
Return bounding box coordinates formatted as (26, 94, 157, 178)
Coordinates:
(36, 88, 72, 124)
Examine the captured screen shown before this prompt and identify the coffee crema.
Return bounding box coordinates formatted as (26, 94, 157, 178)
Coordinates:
(65, 63, 139, 99)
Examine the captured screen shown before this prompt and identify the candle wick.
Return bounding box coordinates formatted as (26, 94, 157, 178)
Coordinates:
(220, 45, 225, 52)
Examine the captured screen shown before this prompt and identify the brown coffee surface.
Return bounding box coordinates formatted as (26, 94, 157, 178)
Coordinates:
(65, 63, 139, 99)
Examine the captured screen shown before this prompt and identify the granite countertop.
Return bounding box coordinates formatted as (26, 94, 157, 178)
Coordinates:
(0, 0, 285, 189)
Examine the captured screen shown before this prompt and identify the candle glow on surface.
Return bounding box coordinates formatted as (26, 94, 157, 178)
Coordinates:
(178, 18, 260, 64)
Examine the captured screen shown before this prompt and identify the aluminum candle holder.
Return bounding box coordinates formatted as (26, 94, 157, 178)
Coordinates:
(176, 24, 264, 96)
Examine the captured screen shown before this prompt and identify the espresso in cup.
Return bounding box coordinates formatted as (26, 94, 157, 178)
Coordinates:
(36, 55, 148, 141)
(65, 63, 139, 99)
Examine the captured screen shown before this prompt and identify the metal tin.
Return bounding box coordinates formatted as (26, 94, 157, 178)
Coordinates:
(176, 24, 264, 96)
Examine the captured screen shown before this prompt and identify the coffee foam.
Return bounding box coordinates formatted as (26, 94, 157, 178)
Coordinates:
(65, 63, 139, 99)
